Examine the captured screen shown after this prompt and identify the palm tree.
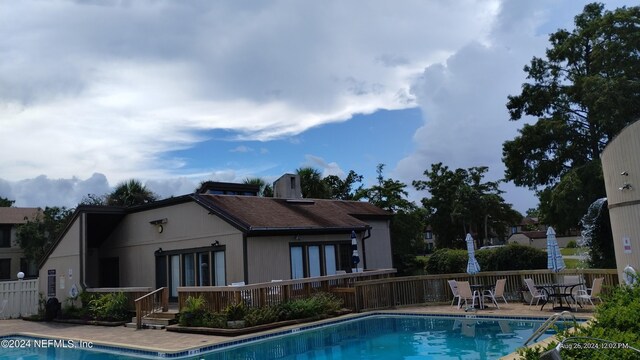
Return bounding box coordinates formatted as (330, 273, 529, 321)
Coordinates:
(296, 167, 330, 199)
(107, 179, 157, 207)
(242, 177, 273, 197)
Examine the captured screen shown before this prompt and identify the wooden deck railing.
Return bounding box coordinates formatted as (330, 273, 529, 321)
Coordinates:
(352, 269, 619, 312)
(85, 287, 152, 311)
(134, 287, 169, 329)
(177, 269, 397, 313)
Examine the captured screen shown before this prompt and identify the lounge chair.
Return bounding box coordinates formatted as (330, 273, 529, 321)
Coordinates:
(483, 279, 507, 309)
(456, 281, 481, 309)
(524, 278, 546, 308)
(576, 277, 604, 306)
(447, 280, 460, 307)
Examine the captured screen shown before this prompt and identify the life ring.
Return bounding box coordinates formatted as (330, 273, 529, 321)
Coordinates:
(69, 284, 79, 298)
(623, 265, 637, 285)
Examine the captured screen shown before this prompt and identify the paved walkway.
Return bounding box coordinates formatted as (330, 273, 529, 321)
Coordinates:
(0, 302, 595, 356)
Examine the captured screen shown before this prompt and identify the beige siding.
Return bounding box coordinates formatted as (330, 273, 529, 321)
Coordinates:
(246, 233, 352, 283)
(601, 119, 640, 282)
(508, 234, 531, 246)
(364, 219, 392, 269)
(38, 216, 81, 303)
(100, 202, 244, 287)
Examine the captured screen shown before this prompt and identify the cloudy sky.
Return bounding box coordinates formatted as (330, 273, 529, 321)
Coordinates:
(0, 0, 633, 212)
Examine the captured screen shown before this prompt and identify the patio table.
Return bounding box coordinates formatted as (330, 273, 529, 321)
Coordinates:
(536, 283, 583, 311)
(470, 284, 494, 309)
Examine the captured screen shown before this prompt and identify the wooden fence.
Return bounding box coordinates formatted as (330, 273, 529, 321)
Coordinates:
(353, 269, 619, 312)
(178, 269, 397, 313)
(0, 278, 39, 318)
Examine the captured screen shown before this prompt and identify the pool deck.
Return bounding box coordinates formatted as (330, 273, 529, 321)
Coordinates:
(0, 302, 595, 357)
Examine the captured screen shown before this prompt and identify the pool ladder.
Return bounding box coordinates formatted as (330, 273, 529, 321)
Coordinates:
(523, 311, 578, 346)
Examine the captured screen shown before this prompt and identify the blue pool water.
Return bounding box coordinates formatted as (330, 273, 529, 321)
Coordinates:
(0, 315, 571, 360)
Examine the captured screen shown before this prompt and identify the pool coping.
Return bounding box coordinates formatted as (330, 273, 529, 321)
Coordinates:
(0, 311, 591, 359)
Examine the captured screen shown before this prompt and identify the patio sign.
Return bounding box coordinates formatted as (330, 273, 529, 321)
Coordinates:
(47, 269, 56, 297)
(623, 236, 632, 254)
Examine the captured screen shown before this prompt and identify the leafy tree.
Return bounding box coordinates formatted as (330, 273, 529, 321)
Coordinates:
(355, 164, 419, 275)
(16, 206, 74, 263)
(503, 3, 640, 231)
(106, 179, 157, 207)
(390, 208, 426, 276)
(0, 197, 14, 207)
(355, 164, 414, 213)
(296, 167, 330, 199)
(79, 193, 107, 206)
(413, 163, 521, 249)
(323, 170, 363, 200)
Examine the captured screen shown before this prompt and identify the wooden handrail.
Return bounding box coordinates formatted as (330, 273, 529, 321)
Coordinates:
(134, 287, 168, 329)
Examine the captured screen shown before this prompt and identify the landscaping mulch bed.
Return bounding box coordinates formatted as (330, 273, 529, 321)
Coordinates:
(52, 318, 128, 327)
(166, 310, 352, 336)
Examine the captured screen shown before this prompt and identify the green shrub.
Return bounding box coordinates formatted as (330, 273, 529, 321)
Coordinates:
(79, 291, 98, 308)
(425, 248, 468, 274)
(88, 292, 129, 321)
(276, 293, 342, 320)
(179, 295, 208, 327)
(224, 301, 247, 321)
(566, 240, 577, 248)
(426, 244, 547, 274)
(244, 307, 279, 327)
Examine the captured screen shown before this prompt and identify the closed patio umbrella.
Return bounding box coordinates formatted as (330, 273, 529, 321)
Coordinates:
(351, 231, 360, 272)
(466, 233, 481, 275)
(546, 227, 565, 273)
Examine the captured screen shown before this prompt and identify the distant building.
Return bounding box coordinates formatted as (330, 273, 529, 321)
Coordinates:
(0, 207, 41, 280)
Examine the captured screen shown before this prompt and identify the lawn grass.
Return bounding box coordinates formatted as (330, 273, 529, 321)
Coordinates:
(560, 247, 582, 256)
(564, 258, 582, 269)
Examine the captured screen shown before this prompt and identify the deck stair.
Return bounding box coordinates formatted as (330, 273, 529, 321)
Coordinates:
(126, 309, 179, 329)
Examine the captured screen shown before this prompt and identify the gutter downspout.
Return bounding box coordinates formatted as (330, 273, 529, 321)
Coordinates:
(361, 227, 371, 269)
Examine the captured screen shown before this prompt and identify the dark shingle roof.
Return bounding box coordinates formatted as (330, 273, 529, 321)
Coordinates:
(0, 207, 41, 224)
(194, 194, 391, 233)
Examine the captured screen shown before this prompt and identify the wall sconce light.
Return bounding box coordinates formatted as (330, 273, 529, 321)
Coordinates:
(155, 247, 163, 254)
(621, 171, 629, 176)
(149, 218, 168, 225)
(619, 183, 633, 191)
(295, 235, 301, 241)
(211, 240, 220, 247)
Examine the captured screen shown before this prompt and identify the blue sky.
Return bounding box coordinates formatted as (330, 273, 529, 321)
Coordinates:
(0, 0, 635, 213)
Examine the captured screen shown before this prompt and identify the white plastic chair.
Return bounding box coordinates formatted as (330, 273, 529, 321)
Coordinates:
(447, 280, 460, 307)
(576, 277, 604, 306)
(456, 281, 480, 309)
(524, 278, 547, 308)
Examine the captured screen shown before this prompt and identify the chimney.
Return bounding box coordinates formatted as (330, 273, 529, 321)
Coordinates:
(273, 173, 302, 199)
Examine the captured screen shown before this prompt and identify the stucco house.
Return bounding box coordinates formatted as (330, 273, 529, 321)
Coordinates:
(38, 175, 393, 302)
(508, 230, 579, 249)
(0, 207, 41, 280)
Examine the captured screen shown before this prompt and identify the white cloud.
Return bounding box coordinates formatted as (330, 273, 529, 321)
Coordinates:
(230, 146, 253, 153)
(303, 155, 344, 178)
(0, 0, 499, 183)
(394, 0, 551, 213)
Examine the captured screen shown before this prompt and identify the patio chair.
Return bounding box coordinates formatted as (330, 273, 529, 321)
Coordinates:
(524, 278, 546, 308)
(0, 299, 7, 319)
(483, 278, 507, 309)
(496, 320, 518, 338)
(456, 281, 480, 310)
(562, 275, 584, 310)
(576, 277, 604, 306)
(447, 280, 460, 307)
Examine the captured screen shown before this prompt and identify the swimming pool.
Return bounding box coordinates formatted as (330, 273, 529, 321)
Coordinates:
(0, 314, 575, 359)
